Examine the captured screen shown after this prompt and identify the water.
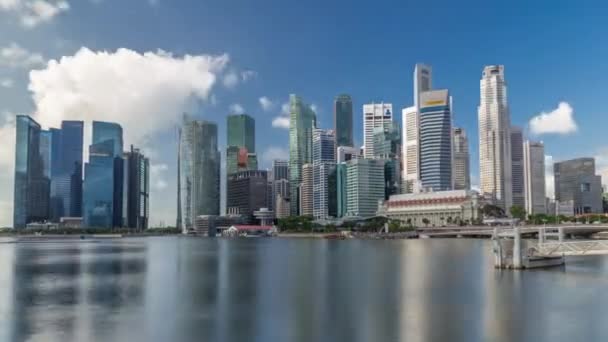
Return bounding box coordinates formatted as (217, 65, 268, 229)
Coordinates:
(1, 237, 608, 342)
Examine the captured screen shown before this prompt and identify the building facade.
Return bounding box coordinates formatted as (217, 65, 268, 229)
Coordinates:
(299, 163, 314, 217)
(414, 63, 432, 108)
(363, 103, 393, 158)
(226, 170, 269, 224)
(83, 139, 115, 227)
(13, 115, 49, 228)
(288, 94, 316, 215)
(478, 65, 512, 211)
(523, 140, 547, 215)
(554, 158, 603, 214)
(272, 159, 289, 181)
(452, 127, 470, 190)
(345, 158, 385, 218)
(419, 89, 452, 191)
(510, 127, 525, 209)
(226, 114, 256, 177)
(123, 145, 149, 229)
(401, 106, 419, 193)
(334, 94, 353, 148)
(379, 190, 481, 227)
(312, 129, 336, 220)
(178, 116, 221, 233)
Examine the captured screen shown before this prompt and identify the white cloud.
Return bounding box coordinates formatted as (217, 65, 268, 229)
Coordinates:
(261, 146, 289, 167)
(222, 71, 239, 89)
(240, 70, 256, 82)
(0, 42, 45, 68)
(259, 96, 274, 111)
(310, 104, 318, 114)
(281, 101, 290, 115)
(529, 102, 578, 135)
(150, 163, 168, 190)
(0, 78, 13, 88)
(271, 116, 289, 129)
(229, 103, 244, 114)
(0, 0, 70, 28)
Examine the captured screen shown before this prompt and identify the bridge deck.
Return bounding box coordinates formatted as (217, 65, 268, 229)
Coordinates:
(531, 240, 608, 257)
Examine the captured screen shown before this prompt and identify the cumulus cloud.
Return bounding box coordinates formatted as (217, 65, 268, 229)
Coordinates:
(0, 0, 70, 28)
(229, 103, 244, 114)
(222, 69, 256, 89)
(0, 78, 13, 88)
(259, 96, 274, 111)
(529, 102, 577, 135)
(271, 101, 291, 129)
(0, 42, 45, 68)
(261, 146, 289, 167)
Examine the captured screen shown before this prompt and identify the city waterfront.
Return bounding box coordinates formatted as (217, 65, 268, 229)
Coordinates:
(1, 237, 608, 341)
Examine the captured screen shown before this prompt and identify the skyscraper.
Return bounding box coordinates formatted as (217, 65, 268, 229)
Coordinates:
(523, 140, 546, 215)
(50, 121, 84, 221)
(83, 139, 115, 227)
(373, 122, 401, 198)
(478, 65, 512, 210)
(13, 115, 49, 228)
(312, 128, 336, 220)
(452, 127, 470, 190)
(401, 106, 419, 193)
(299, 163, 314, 217)
(346, 158, 385, 218)
(554, 158, 602, 214)
(414, 63, 432, 108)
(363, 103, 393, 158)
(226, 170, 268, 224)
(270, 160, 289, 214)
(178, 116, 221, 233)
(272, 160, 289, 181)
(226, 114, 256, 176)
(288, 94, 317, 215)
(419, 89, 452, 191)
(123, 145, 150, 229)
(334, 94, 353, 148)
(510, 126, 525, 208)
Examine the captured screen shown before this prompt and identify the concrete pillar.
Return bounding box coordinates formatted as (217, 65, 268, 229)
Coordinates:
(538, 227, 545, 244)
(513, 227, 522, 269)
(492, 227, 502, 268)
(558, 227, 565, 243)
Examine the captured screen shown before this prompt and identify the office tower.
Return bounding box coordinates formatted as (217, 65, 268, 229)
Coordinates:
(299, 163, 314, 216)
(414, 63, 432, 108)
(178, 116, 221, 233)
(336, 163, 348, 218)
(452, 127, 470, 190)
(363, 103, 393, 158)
(372, 122, 401, 198)
(510, 127, 525, 208)
(49, 121, 84, 221)
(523, 141, 547, 214)
(123, 145, 150, 229)
(272, 160, 289, 181)
(226, 114, 256, 176)
(13, 115, 49, 228)
(554, 158, 603, 214)
(401, 106, 419, 193)
(334, 94, 353, 148)
(337, 146, 359, 163)
(226, 170, 268, 224)
(478, 65, 512, 210)
(288, 94, 317, 215)
(345, 158, 385, 218)
(312, 129, 336, 220)
(275, 194, 290, 219)
(419, 89, 452, 191)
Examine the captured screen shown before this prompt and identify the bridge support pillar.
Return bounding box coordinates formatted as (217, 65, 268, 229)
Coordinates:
(538, 227, 545, 244)
(558, 228, 565, 243)
(492, 228, 502, 268)
(513, 227, 522, 269)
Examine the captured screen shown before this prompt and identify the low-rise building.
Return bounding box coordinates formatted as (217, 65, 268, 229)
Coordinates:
(379, 190, 482, 227)
(195, 214, 244, 237)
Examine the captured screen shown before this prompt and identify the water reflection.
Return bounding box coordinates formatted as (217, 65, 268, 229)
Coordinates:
(2, 237, 608, 342)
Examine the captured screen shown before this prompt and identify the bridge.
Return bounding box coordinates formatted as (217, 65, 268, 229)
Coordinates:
(418, 224, 608, 238)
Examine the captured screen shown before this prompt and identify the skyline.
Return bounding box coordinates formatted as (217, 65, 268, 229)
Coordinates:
(2, 1, 608, 226)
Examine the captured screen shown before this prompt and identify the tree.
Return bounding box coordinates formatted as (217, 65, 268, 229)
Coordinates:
(422, 218, 430, 227)
(510, 205, 526, 221)
(483, 204, 505, 218)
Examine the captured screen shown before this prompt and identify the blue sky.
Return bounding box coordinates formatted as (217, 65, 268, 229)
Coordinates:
(1, 0, 608, 226)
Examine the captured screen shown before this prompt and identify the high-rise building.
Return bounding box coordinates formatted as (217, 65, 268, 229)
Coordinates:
(523, 141, 546, 215)
(372, 122, 401, 198)
(346, 158, 385, 218)
(363, 103, 393, 158)
(83, 139, 115, 228)
(123, 145, 149, 229)
(226, 114, 256, 176)
(299, 163, 314, 217)
(178, 116, 221, 233)
(554, 158, 603, 214)
(270, 160, 290, 213)
(272, 160, 289, 181)
(401, 106, 419, 193)
(312, 129, 336, 220)
(13, 115, 49, 228)
(414, 63, 432, 108)
(478, 65, 512, 210)
(334, 94, 353, 148)
(510, 127, 525, 209)
(336, 163, 348, 218)
(419, 89, 452, 191)
(275, 194, 290, 219)
(49, 121, 84, 222)
(226, 170, 268, 224)
(288, 94, 317, 215)
(452, 127, 470, 190)
(337, 146, 359, 163)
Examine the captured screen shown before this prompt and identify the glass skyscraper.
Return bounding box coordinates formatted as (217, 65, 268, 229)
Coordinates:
(334, 94, 353, 148)
(288, 94, 317, 215)
(50, 121, 84, 221)
(13, 115, 49, 228)
(123, 145, 150, 229)
(178, 116, 220, 233)
(83, 121, 123, 228)
(226, 114, 257, 177)
(312, 128, 336, 220)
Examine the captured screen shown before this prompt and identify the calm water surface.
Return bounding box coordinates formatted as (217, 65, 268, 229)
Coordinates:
(1, 237, 608, 342)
